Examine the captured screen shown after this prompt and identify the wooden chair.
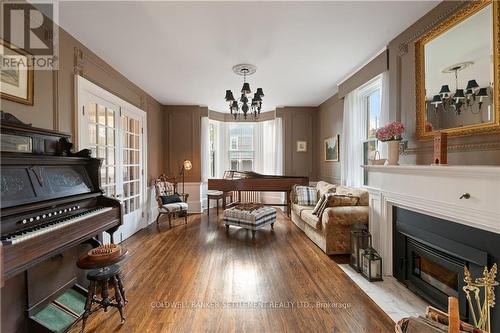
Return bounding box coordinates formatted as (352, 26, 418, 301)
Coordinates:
(206, 191, 234, 217)
(153, 175, 189, 227)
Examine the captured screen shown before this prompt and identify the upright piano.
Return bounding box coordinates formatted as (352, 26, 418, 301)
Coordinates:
(0, 112, 123, 332)
(208, 170, 309, 215)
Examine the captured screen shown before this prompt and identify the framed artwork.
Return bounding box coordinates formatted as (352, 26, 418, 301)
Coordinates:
(324, 135, 339, 162)
(0, 40, 34, 105)
(296, 140, 307, 152)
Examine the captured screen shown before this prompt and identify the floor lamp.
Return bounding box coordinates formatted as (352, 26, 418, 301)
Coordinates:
(180, 159, 192, 195)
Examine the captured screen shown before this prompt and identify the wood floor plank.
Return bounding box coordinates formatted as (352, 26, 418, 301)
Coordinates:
(70, 209, 394, 333)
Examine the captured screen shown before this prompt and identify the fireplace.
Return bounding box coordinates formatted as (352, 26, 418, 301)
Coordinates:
(393, 208, 495, 324)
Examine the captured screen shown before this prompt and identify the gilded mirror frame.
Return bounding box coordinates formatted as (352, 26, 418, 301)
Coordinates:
(415, 0, 500, 139)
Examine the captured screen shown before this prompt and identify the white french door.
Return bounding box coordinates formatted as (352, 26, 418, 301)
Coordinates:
(76, 76, 147, 243)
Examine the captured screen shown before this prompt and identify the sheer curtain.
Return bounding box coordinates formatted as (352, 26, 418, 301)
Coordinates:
(341, 89, 365, 187)
(214, 120, 229, 178)
(378, 71, 390, 158)
(254, 117, 283, 175)
(201, 117, 210, 183)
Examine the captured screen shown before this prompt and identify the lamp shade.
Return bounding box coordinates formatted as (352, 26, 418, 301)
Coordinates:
(256, 88, 264, 97)
(183, 160, 192, 171)
(253, 92, 262, 102)
(454, 89, 465, 99)
(241, 82, 251, 94)
(439, 85, 451, 95)
(431, 95, 442, 105)
(466, 80, 479, 90)
(225, 90, 235, 102)
(477, 87, 488, 97)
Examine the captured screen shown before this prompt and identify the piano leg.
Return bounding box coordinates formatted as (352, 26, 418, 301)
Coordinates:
(286, 190, 291, 217)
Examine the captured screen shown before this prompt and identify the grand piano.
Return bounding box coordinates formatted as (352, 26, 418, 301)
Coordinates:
(208, 170, 309, 215)
(0, 112, 123, 333)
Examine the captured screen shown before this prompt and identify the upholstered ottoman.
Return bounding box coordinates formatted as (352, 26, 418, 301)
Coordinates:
(223, 204, 277, 237)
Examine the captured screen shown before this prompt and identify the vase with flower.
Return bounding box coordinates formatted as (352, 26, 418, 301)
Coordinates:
(375, 121, 405, 165)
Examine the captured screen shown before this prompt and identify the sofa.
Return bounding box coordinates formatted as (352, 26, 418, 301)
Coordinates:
(290, 181, 369, 255)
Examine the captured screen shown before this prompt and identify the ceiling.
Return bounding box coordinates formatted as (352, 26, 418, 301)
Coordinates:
(56, 1, 438, 112)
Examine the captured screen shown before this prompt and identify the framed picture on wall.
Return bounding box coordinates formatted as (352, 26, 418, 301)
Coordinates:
(324, 135, 339, 162)
(0, 40, 34, 105)
(296, 141, 307, 152)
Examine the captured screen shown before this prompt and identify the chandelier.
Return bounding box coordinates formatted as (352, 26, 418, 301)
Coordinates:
(224, 64, 264, 120)
(429, 62, 490, 115)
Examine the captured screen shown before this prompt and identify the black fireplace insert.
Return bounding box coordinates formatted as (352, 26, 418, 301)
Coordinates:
(392, 207, 499, 328)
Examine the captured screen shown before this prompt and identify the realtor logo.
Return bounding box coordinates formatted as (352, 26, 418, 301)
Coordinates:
(2, 1, 59, 70)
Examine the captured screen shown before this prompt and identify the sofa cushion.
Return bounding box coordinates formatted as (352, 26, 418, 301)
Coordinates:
(316, 181, 336, 198)
(160, 202, 188, 213)
(295, 186, 318, 206)
(292, 204, 313, 217)
(301, 210, 322, 230)
(335, 186, 369, 206)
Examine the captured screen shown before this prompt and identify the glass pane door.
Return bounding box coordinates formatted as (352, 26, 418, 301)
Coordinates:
(121, 114, 142, 215)
(86, 102, 118, 198)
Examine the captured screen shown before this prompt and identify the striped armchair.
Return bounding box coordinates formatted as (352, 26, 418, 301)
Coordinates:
(153, 175, 189, 226)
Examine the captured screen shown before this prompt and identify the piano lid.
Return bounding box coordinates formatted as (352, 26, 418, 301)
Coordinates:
(222, 170, 307, 179)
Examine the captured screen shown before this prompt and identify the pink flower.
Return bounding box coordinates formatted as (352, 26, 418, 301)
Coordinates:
(376, 121, 405, 141)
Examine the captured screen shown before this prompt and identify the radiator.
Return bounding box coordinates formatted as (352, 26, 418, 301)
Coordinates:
(239, 191, 261, 203)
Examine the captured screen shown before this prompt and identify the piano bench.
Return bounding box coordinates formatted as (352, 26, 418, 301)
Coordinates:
(77, 246, 128, 333)
(79, 265, 127, 332)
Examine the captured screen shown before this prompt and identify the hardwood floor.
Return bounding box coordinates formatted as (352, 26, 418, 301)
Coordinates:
(71, 209, 394, 333)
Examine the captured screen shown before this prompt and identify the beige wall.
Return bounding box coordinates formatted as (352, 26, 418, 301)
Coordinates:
(388, 1, 500, 165)
(312, 0, 500, 177)
(163, 105, 208, 182)
(277, 106, 318, 179)
(314, 94, 343, 184)
(1, 23, 164, 181)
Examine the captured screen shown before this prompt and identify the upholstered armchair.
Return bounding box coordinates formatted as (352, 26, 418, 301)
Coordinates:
(153, 175, 189, 226)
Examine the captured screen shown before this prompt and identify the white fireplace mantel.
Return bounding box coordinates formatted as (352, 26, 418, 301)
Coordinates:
(362, 165, 500, 276)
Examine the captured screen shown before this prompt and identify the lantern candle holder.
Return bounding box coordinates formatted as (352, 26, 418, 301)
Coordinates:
(360, 246, 383, 282)
(350, 225, 371, 272)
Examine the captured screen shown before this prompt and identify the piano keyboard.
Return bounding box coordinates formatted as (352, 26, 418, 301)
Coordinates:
(1, 207, 112, 245)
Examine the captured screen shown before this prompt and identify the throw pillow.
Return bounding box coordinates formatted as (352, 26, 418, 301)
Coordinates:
(314, 193, 360, 219)
(161, 193, 182, 205)
(326, 194, 359, 207)
(295, 186, 318, 206)
(312, 194, 327, 215)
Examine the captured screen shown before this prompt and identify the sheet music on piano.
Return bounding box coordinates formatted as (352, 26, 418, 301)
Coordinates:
(0, 112, 123, 333)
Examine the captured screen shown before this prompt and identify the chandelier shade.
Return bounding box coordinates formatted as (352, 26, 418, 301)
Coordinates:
(431, 94, 442, 106)
(225, 90, 235, 102)
(454, 89, 465, 99)
(256, 88, 264, 97)
(477, 87, 488, 97)
(241, 82, 251, 94)
(439, 85, 451, 95)
(465, 79, 479, 91)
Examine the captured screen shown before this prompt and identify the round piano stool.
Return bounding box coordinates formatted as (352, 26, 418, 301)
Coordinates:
(77, 245, 128, 333)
